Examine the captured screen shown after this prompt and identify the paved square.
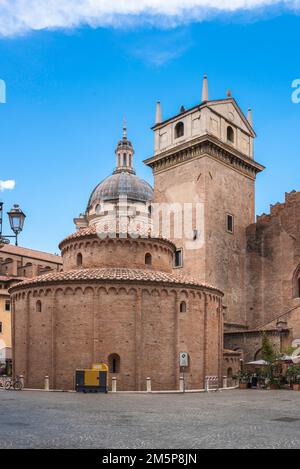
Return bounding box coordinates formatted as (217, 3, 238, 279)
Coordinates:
(1, 389, 300, 449)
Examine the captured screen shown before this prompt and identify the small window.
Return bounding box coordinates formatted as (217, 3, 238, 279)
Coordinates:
(108, 354, 120, 373)
(0, 322, 2, 333)
(175, 121, 184, 139)
(36, 300, 42, 313)
(77, 253, 83, 267)
(5, 300, 11, 311)
(227, 214, 234, 233)
(227, 126, 234, 143)
(123, 154, 126, 166)
(145, 253, 152, 266)
(175, 249, 183, 268)
(180, 301, 187, 313)
(95, 204, 102, 214)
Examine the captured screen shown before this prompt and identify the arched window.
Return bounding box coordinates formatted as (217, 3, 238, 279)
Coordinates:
(145, 253, 152, 266)
(76, 253, 83, 267)
(175, 121, 184, 139)
(227, 126, 234, 143)
(180, 301, 187, 313)
(108, 354, 120, 374)
(123, 153, 126, 166)
(36, 300, 42, 313)
(254, 348, 262, 361)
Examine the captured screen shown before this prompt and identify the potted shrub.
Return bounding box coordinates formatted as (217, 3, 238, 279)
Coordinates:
(269, 377, 280, 390)
(236, 371, 250, 389)
(286, 365, 300, 391)
(260, 332, 281, 389)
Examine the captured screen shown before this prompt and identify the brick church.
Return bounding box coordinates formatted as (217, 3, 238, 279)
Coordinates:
(10, 76, 300, 390)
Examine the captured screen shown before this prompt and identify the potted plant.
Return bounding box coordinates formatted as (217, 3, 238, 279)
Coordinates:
(260, 332, 281, 389)
(269, 377, 280, 390)
(286, 365, 300, 391)
(236, 371, 250, 389)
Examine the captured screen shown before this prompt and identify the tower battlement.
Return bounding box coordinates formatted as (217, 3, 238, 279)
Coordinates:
(256, 190, 300, 224)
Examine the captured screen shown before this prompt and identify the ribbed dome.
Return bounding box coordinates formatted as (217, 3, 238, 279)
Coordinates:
(88, 171, 153, 207)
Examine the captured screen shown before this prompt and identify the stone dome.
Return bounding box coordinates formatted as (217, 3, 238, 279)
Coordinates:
(88, 171, 153, 207)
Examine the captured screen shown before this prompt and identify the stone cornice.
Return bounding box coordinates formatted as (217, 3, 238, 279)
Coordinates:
(144, 134, 265, 180)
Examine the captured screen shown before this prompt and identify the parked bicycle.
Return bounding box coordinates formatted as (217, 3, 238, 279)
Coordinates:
(0, 376, 24, 391)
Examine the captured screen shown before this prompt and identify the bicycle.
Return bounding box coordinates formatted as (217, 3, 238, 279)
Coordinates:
(3, 376, 24, 391)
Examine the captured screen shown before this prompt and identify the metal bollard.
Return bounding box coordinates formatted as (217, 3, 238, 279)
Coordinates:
(223, 376, 228, 389)
(44, 375, 50, 391)
(19, 375, 24, 389)
(146, 377, 152, 393)
(205, 378, 209, 392)
(179, 376, 185, 393)
(112, 377, 117, 393)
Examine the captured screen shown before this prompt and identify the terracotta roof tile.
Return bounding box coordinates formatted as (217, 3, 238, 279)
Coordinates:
(59, 226, 175, 249)
(9, 267, 222, 294)
(223, 349, 242, 356)
(0, 244, 62, 264)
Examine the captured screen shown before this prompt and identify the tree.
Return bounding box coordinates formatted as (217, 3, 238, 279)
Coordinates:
(260, 332, 280, 379)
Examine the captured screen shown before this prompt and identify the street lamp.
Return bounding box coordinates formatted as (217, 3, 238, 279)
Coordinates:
(0, 202, 26, 246)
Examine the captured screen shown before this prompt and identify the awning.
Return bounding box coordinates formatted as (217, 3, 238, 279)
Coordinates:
(246, 360, 268, 366)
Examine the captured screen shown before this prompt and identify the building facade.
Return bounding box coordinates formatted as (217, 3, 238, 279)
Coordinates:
(0, 244, 62, 374)
(10, 122, 224, 391)
(9, 76, 300, 389)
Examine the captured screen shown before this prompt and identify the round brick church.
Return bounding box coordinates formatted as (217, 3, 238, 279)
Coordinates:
(10, 126, 223, 391)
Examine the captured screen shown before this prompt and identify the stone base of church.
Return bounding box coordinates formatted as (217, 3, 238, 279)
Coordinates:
(11, 278, 224, 392)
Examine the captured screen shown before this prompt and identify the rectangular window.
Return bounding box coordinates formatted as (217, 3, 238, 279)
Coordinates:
(227, 214, 234, 233)
(5, 300, 11, 311)
(0, 322, 2, 333)
(174, 249, 183, 268)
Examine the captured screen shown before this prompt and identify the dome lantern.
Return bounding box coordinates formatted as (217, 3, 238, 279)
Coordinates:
(114, 118, 135, 175)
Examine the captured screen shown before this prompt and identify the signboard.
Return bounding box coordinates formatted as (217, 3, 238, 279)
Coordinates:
(179, 352, 189, 368)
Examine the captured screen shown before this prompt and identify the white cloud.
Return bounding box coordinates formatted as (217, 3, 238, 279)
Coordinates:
(0, 1, 299, 37)
(0, 180, 16, 191)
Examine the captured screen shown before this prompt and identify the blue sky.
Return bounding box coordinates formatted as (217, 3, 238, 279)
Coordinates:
(0, 2, 300, 253)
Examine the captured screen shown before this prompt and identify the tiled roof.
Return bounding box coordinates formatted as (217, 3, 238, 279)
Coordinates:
(0, 244, 62, 264)
(60, 226, 97, 244)
(223, 349, 242, 356)
(59, 226, 175, 249)
(9, 267, 222, 294)
(0, 275, 25, 283)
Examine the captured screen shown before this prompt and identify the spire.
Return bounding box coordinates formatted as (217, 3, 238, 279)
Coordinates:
(201, 74, 209, 102)
(123, 117, 127, 138)
(155, 101, 162, 125)
(114, 120, 135, 175)
(247, 108, 253, 126)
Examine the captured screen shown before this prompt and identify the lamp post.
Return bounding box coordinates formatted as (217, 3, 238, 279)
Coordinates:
(0, 202, 26, 247)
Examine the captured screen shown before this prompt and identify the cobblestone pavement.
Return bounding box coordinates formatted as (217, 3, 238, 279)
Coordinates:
(1, 389, 300, 449)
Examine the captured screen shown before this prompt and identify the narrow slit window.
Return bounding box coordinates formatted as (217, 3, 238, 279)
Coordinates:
(227, 214, 234, 233)
(175, 249, 183, 268)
